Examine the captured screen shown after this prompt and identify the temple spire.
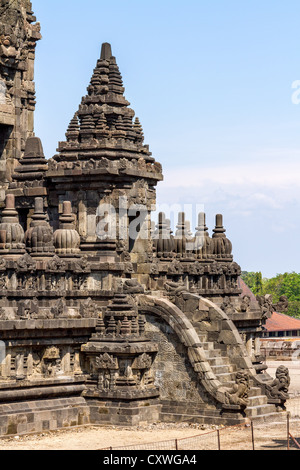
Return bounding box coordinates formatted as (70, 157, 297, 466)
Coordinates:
(55, 42, 156, 164)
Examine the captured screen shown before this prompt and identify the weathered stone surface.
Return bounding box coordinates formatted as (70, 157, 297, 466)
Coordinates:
(0, 3, 289, 434)
(0, 0, 41, 185)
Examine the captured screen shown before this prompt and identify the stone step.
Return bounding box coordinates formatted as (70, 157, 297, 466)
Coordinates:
(245, 404, 277, 418)
(250, 410, 287, 424)
(248, 395, 269, 407)
(210, 364, 236, 375)
(207, 356, 232, 366)
(192, 326, 282, 423)
(194, 332, 208, 342)
(248, 387, 264, 398)
(215, 372, 236, 383)
(206, 349, 228, 359)
(194, 330, 207, 338)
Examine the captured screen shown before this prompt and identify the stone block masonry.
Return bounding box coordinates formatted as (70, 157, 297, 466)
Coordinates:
(0, 1, 291, 434)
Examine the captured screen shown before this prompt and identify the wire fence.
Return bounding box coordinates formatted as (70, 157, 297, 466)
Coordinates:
(100, 413, 300, 451)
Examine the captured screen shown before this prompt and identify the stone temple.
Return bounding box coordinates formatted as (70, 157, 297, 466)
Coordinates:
(0, 0, 290, 434)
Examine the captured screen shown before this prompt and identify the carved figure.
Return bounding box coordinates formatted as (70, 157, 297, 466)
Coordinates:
(224, 371, 250, 408)
(123, 278, 144, 294)
(220, 296, 235, 315)
(240, 295, 251, 313)
(266, 366, 290, 401)
(257, 294, 274, 320)
(164, 281, 187, 296)
(274, 296, 289, 313)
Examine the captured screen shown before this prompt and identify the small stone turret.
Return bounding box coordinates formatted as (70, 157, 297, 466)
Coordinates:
(174, 212, 193, 258)
(65, 113, 80, 144)
(54, 201, 80, 256)
(25, 197, 55, 257)
(12, 136, 48, 182)
(212, 214, 233, 259)
(0, 194, 25, 254)
(194, 212, 213, 259)
(152, 212, 175, 257)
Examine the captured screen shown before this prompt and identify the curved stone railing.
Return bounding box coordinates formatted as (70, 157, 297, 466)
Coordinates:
(194, 294, 290, 409)
(138, 294, 235, 407)
(138, 291, 287, 413)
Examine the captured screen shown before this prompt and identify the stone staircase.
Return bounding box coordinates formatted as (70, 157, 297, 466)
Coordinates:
(193, 326, 282, 422)
(140, 293, 288, 426)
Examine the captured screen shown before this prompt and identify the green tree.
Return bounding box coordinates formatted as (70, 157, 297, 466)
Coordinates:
(241, 271, 263, 295)
(262, 272, 300, 318)
(242, 271, 300, 318)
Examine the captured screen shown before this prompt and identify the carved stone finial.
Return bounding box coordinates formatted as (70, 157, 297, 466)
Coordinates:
(274, 296, 289, 313)
(25, 197, 55, 257)
(0, 194, 25, 253)
(174, 212, 193, 257)
(122, 278, 144, 295)
(212, 214, 233, 259)
(194, 212, 213, 259)
(153, 212, 175, 257)
(133, 117, 144, 144)
(65, 113, 80, 143)
(54, 201, 80, 256)
(100, 42, 112, 61)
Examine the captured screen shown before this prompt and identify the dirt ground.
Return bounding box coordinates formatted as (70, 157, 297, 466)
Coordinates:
(0, 424, 210, 451)
(0, 360, 299, 451)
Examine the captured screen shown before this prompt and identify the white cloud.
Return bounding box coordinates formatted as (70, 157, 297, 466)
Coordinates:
(163, 160, 300, 192)
(154, 151, 300, 277)
(157, 153, 300, 214)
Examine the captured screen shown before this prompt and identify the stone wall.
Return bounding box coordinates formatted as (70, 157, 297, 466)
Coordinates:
(0, 397, 90, 435)
(260, 338, 300, 361)
(145, 314, 211, 405)
(0, 0, 41, 185)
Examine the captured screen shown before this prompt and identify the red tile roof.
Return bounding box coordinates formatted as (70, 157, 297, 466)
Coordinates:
(238, 278, 257, 301)
(265, 311, 300, 332)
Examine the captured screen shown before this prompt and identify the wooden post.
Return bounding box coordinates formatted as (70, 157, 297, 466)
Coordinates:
(287, 412, 290, 451)
(251, 421, 255, 451)
(217, 430, 221, 451)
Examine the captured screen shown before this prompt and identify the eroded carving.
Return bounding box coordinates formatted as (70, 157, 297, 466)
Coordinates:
(224, 371, 250, 408)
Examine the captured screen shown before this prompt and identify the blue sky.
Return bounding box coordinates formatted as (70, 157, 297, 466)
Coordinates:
(33, 0, 300, 278)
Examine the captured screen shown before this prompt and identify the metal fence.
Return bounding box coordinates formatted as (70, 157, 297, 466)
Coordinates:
(100, 414, 300, 451)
